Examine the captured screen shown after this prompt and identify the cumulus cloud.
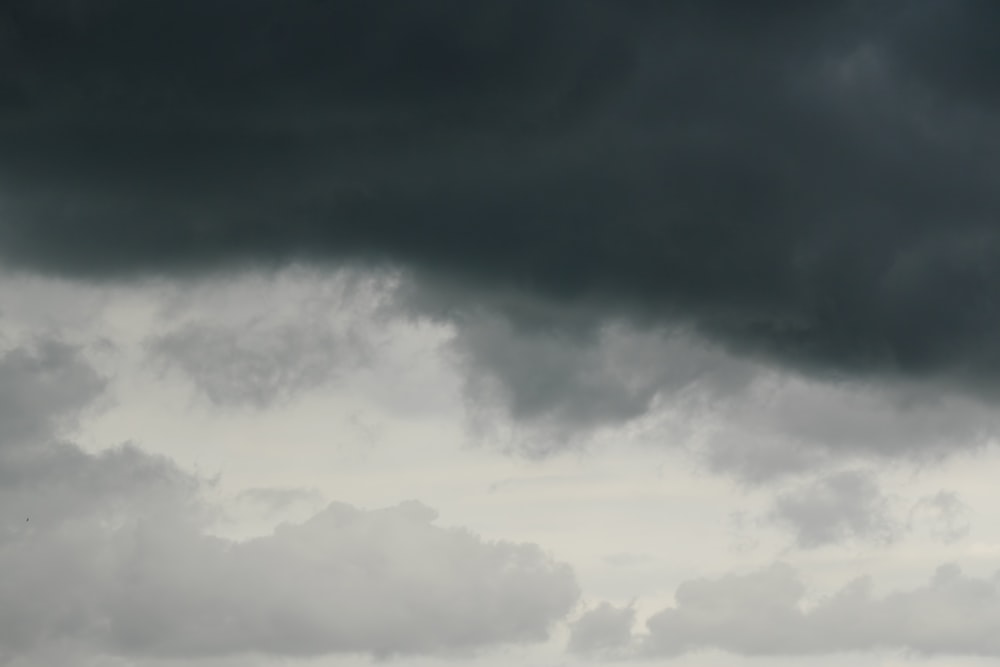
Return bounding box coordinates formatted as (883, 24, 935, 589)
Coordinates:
(573, 562, 1000, 659)
(0, 336, 579, 663)
(0, 442, 578, 661)
(567, 602, 636, 658)
(767, 470, 898, 548)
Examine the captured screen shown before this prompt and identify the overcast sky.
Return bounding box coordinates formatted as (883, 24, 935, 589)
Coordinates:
(3, 2, 1000, 666)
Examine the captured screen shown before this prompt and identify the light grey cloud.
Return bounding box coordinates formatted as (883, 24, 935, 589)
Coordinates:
(105, 500, 578, 659)
(697, 373, 1000, 482)
(0, 338, 106, 448)
(567, 602, 635, 658)
(0, 438, 578, 662)
(0, 440, 208, 658)
(147, 269, 391, 409)
(150, 320, 362, 409)
(767, 470, 899, 548)
(909, 491, 972, 543)
(575, 562, 1000, 659)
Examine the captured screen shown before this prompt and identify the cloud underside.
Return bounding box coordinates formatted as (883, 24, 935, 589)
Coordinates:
(85, 265, 994, 476)
(1, 0, 1000, 403)
(0, 342, 578, 663)
(572, 562, 1000, 659)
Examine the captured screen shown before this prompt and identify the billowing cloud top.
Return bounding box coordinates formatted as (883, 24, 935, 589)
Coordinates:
(3, 0, 1000, 398)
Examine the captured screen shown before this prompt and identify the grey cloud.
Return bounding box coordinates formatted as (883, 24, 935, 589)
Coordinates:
(579, 561, 1000, 658)
(150, 321, 361, 408)
(0, 441, 578, 662)
(909, 491, 972, 543)
(0, 441, 204, 540)
(0, 441, 207, 658)
(0, 339, 106, 448)
(405, 275, 1000, 466)
(698, 374, 1000, 481)
(450, 313, 1000, 472)
(450, 317, 756, 449)
(567, 602, 635, 658)
(767, 470, 898, 548)
(106, 501, 578, 659)
(148, 268, 387, 409)
(3, 1, 1000, 419)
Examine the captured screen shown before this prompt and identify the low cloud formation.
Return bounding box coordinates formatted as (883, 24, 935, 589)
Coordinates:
(3, 1, 1000, 415)
(909, 491, 973, 543)
(148, 268, 389, 409)
(567, 602, 636, 659)
(571, 562, 1000, 659)
(767, 470, 898, 548)
(0, 339, 106, 447)
(151, 321, 360, 408)
(0, 338, 579, 663)
(697, 373, 1000, 481)
(447, 314, 1000, 472)
(449, 316, 756, 450)
(0, 443, 579, 661)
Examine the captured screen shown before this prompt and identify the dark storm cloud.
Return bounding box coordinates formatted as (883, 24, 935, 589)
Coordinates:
(3, 1, 1000, 399)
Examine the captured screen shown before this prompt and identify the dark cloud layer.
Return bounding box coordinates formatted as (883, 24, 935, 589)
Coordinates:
(3, 1, 1000, 398)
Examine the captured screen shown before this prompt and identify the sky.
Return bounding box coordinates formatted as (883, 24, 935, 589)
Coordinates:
(2, 1, 1000, 665)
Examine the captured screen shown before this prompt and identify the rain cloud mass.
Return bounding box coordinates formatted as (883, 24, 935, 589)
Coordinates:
(2, 0, 1000, 397)
(3, 2, 1000, 666)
